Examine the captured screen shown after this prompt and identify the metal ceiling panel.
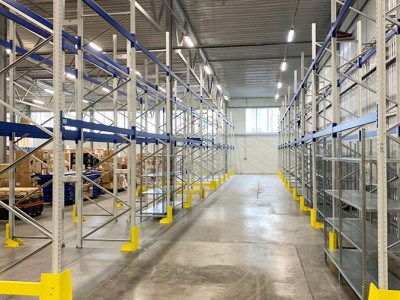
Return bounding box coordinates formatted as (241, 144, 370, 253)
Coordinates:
(178, 0, 331, 99)
(13, 0, 332, 100)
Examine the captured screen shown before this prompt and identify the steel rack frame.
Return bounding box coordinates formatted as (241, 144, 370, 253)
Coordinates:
(0, 0, 236, 292)
(278, 0, 400, 297)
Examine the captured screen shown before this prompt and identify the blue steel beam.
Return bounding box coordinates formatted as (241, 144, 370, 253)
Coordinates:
(0, 120, 225, 147)
(281, 10, 397, 124)
(81, 0, 233, 126)
(3, 0, 79, 45)
(0, 37, 213, 127)
(279, 111, 377, 147)
(281, 0, 355, 122)
(0, 0, 232, 126)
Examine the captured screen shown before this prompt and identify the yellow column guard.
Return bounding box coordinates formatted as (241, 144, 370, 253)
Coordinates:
(121, 225, 139, 252)
(369, 283, 400, 299)
(160, 205, 173, 224)
(0, 269, 72, 299)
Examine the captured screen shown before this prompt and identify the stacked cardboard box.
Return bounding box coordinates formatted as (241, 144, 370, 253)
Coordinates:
(82, 183, 93, 198)
(13, 151, 35, 187)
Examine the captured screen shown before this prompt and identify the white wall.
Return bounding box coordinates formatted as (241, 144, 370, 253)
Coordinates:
(228, 98, 280, 174)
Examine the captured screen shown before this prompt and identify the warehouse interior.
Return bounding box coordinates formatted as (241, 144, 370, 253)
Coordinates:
(0, 0, 398, 299)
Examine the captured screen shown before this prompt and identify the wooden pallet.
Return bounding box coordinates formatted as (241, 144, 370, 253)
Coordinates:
(0, 187, 42, 197)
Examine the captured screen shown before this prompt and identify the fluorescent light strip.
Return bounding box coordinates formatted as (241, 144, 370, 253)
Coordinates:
(204, 65, 212, 75)
(66, 72, 76, 80)
(287, 28, 295, 43)
(89, 42, 102, 52)
(33, 99, 44, 105)
(184, 36, 195, 48)
(281, 60, 287, 71)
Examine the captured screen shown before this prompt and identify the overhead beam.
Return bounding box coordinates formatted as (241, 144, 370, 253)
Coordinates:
(83, 3, 162, 32)
(174, 40, 312, 50)
(136, 2, 162, 32)
(208, 55, 312, 63)
(141, 40, 312, 52)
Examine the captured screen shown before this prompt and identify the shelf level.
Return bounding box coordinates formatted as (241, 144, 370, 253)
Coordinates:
(326, 217, 400, 253)
(325, 190, 400, 212)
(325, 248, 400, 299)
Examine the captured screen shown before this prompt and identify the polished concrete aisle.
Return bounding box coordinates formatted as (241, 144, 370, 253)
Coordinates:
(88, 174, 354, 300)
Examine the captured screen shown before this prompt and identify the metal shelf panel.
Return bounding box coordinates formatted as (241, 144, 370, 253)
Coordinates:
(325, 190, 400, 212)
(326, 218, 400, 252)
(141, 200, 183, 215)
(325, 249, 400, 298)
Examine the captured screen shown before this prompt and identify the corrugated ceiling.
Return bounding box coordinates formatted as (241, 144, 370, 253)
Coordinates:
(14, 0, 332, 100)
(178, 0, 332, 98)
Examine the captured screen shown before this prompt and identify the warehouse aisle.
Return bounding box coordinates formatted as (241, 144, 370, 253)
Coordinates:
(88, 174, 354, 300)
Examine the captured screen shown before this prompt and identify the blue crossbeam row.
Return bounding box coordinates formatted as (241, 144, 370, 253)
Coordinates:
(0, 119, 232, 149)
(0, 0, 233, 130)
(80, 0, 233, 127)
(281, 0, 355, 122)
(278, 111, 378, 148)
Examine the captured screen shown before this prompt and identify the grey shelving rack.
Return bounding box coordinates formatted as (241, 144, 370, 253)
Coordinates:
(278, 0, 400, 298)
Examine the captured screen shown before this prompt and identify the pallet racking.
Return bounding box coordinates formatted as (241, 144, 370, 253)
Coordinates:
(278, 0, 400, 297)
(0, 0, 235, 294)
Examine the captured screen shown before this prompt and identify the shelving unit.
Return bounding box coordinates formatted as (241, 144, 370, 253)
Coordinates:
(0, 0, 236, 288)
(278, 0, 400, 298)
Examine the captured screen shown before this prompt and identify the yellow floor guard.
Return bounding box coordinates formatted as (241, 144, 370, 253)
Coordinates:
(183, 195, 192, 209)
(0, 269, 72, 299)
(329, 231, 337, 249)
(292, 188, 300, 201)
(210, 181, 217, 190)
(310, 209, 324, 229)
(160, 205, 173, 224)
(369, 283, 400, 299)
(5, 223, 23, 248)
(121, 225, 139, 252)
(72, 205, 86, 223)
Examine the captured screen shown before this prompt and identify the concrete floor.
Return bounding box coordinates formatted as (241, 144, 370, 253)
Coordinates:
(0, 174, 357, 299)
(88, 174, 355, 300)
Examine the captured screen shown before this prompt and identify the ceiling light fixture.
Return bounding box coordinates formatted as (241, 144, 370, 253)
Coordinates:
(281, 60, 287, 71)
(277, 81, 282, 89)
(102, 87, 111, 93)
(6, 48, 11, 55)
(287, 27, 295, 43)
(89, 42, 102, 52)
(275, 93, 279, 100)
(184, 35, 195, 48)
(204, 65, 212, 75)
(33, 99, 45, 105)
(135, 70, 142, 77)
(217, 84, 222, 91)
(66, 72, 76, 80)
(44, 88, 54, 95)
(224, 95, 229, 101)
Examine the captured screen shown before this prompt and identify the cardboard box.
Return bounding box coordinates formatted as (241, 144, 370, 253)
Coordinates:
(15, 173, 33, 187)
(0, 178, 8, 187)
(0, 164, 9, 180)
(83, 184, 93, 198)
